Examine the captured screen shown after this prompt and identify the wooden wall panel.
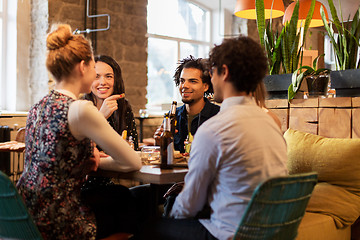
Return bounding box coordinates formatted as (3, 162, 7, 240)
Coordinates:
(319, 97, 352, 108)
(289, 108, 318, 134)
(270, 109, 289, 133)
(352, 97, 360, 107)
(0, 117, 27, 130)
(319, 108, 351, 138)
(290, 98, 318, 108)
(266, 99, 288, 109)
(352, 108, 360, 139)
(265, 97, 359, 138)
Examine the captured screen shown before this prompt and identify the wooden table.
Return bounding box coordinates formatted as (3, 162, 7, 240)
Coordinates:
(0, 142, 25, 152)
(95, 165, 188, 185)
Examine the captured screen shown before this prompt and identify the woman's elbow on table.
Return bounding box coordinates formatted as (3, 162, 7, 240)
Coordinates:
(117, 158, 141, 172)
(124, 149, 142, 171)
(98, 155, 142, 172)
(120, 151, 142, 171)
(130, 155, 142, 171)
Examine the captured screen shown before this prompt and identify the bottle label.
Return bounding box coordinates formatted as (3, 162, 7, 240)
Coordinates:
(167, 142, 174, 165)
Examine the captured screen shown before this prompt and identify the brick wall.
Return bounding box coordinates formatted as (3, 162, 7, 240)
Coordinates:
(29, 0, 49, 105)
(42, 0, 148, 114)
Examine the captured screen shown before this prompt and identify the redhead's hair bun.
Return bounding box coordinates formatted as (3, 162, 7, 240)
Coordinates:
(46, 23, 92, 81)
(46, 24, 73, 51)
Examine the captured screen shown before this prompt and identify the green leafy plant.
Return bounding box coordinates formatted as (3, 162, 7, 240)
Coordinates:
(264, 22, 284, 75)
(288, 54, 330, 101)
(256, 0, 317, 75)
(255, 0, 283, 75)
(320, 1, 360, 70)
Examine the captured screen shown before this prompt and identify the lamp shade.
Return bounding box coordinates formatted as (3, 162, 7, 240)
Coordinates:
(283, 0, 329, 28)
(234, 0, 285, 19)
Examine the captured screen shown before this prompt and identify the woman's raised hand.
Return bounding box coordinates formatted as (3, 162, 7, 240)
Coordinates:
(99, 93, 125, 119)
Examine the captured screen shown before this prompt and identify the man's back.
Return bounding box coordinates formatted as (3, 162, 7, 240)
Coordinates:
(171, 96, 288, 239)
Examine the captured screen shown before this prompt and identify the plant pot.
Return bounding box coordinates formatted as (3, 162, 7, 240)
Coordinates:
(264, 74, 292, 99)
(330, 69, 360, 97)
(306, 74, 329, 97)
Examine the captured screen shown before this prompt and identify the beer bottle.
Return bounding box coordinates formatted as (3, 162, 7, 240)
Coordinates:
(160, 113, 174, 169)
(169, 101, 177, 136)
(128, 136, 135, 149)
(184, 132, 193, 154)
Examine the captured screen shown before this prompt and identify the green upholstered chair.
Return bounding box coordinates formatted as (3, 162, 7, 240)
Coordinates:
(233, 172, 318, 240)
(0, 170, 43, 239)
(0, 170, 133, 240)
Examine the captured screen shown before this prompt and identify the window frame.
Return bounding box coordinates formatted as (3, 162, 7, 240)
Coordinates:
(0, 0, 6, 109)
(146, 0, 212, 114)
(0, 0, 18, 112)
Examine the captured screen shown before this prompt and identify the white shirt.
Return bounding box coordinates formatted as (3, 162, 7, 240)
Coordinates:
(170, 96, 288, 240)
(57, 89, 142, 172)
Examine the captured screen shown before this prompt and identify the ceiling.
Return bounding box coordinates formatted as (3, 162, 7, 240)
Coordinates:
(317, 0, 360, 20)
(192, 0, 237, 12)
(192, 0, 360, 21)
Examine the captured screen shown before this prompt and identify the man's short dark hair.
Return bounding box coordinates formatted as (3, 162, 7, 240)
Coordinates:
(209, 36, 268, 94)
(173, 55, 213, 95)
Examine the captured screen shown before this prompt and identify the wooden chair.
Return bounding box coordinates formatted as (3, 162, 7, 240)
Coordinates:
(233, 172, 318, 240)
(0, 127, 25, 182)
(15, 127, 25, 142)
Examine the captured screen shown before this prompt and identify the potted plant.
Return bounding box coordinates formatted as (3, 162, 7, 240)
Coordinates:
(256, 0, 318, 99)
(288, 54, 330, 101)
(320, 1, 360, 97)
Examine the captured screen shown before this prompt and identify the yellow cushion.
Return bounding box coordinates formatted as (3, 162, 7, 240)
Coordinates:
(296, 212, 351, 240)
(284, 128, 360, 192)
(306, 183, 360, 228)
(284, 128, 360, 228)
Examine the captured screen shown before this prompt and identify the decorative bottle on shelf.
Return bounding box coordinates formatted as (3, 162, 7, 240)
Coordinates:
(160, 113, 174, 169)
(169, 101, 177, 136)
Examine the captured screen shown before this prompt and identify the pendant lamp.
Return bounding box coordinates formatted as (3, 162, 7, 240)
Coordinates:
(234, 0, 285, 19)
(283, 0, 329, 28)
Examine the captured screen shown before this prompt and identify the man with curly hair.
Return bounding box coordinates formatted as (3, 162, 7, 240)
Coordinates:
(141, 36, 288, 240)
(154, 55, 220, 153)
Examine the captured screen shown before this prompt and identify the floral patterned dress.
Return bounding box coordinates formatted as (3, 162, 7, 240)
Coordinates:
(17, 90, 96, 239)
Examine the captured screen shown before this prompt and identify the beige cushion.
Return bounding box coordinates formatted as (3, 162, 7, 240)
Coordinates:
(284, 128, 360, 228)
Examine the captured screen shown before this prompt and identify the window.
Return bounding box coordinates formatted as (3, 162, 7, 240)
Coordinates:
(0, 0, 5, 109)
(324, 34, 336, 70)
(0, 0, 17, 111)
(147, 0, 211, 113)
(324, 33, 360, 71)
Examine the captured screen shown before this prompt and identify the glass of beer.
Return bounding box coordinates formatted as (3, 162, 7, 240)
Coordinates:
(141, 146, 160, 165)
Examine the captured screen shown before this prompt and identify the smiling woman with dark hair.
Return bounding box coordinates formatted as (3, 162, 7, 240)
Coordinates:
(82, 55, 140, 239)
(84, 55, 139, 150)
